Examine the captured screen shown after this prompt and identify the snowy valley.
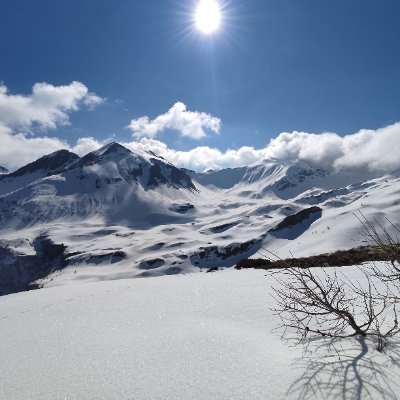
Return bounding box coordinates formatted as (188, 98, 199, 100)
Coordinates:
(0, 141, 399, 295)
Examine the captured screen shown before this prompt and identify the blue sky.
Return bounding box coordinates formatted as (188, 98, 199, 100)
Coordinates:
(0, 0, 400, 171)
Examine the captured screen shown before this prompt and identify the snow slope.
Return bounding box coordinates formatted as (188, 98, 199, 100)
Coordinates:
(0, 268, 399, 400)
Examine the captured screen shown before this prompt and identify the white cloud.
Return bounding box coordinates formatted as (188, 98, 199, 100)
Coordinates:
(264, 124, 400, 173)
(0, 81, 103, 131)
(334, 124, 400, 172)
(265, 132, 344, 170)
(127, 102, 221, 140)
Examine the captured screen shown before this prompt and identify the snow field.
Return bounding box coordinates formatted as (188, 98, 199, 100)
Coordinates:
(1, 268, 399, 400)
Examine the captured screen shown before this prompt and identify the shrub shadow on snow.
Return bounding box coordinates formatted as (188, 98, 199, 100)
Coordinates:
(287, 336, 400, 400)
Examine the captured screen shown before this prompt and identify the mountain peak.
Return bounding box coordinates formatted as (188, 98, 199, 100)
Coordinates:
(70, 142, 133, 169)
(98, 142, 132, 157)
(7, 150, 79, 178)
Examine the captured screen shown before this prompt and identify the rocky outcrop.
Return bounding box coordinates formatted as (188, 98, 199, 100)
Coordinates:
(0, 236, 67, 296)
(270, 206, 322, 233)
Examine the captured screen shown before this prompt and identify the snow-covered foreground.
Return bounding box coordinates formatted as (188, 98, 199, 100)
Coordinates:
(1, 268, 399, 400)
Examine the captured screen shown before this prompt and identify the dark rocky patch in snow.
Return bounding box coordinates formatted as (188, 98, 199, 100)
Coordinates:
(209, 222, 238, 233)
(274, 168, 327, 192)
(138, 258, 165, 270)
(0, 166, 9, 174)
(115, 232, 135, 238)
(145, 242, 165, 251)
(189, 238, 262, 268)
(85, 251, 127, 265)
(166, 242, 185, 248)
(169, 203, 195, 214)
(148, 159, 197, 190)
(269, 206, 322, 240)
(299, 188, 350, 205)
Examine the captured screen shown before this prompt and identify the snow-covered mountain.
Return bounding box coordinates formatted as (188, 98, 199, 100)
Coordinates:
(0, 142, 197, 230)
(0, 142, 399, 295)
(0, 149, 79, 195)
(190, 158, 377, 200)
(0, 166, 8, 174)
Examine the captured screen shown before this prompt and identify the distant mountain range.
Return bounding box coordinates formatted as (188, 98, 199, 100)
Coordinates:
(1, 142, 399, 295)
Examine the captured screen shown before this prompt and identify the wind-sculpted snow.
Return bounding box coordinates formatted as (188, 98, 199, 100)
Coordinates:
(0, 143, 400, 293)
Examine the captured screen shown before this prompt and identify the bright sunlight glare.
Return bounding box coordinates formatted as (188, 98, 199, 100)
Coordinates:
(195, 0, 221, 34)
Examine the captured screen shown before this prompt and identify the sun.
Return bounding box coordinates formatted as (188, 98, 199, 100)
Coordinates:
(195, 0, 221, 34)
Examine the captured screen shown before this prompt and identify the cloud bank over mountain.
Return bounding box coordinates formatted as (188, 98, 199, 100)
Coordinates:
(125, 123, 400, 173)
(0, 82, 399, 173)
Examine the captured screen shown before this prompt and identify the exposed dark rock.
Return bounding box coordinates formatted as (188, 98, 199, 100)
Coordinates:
(131, 164, 143, 182)
(85, 250, 127, 264)
(190, 238, 261, 265)
(147, 163, 168, 186)
(209, 222, 237, 233)
(148, 159, 197, 190)
(138, 258, 165, 270)
(145, 242, 165, 251)
(0, 166, 9, 174)
(101, 142, 130, 157)
(270, 206, 323, 233)
(0, 235, 68, 296)
(273, 168, 327, 192)
(4, 150, 79, 178)
(169, 203, 195, 214)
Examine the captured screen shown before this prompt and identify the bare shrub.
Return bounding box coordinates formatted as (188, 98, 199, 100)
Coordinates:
(272, 263, 399, 352)
(356, 212, 400, 291)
